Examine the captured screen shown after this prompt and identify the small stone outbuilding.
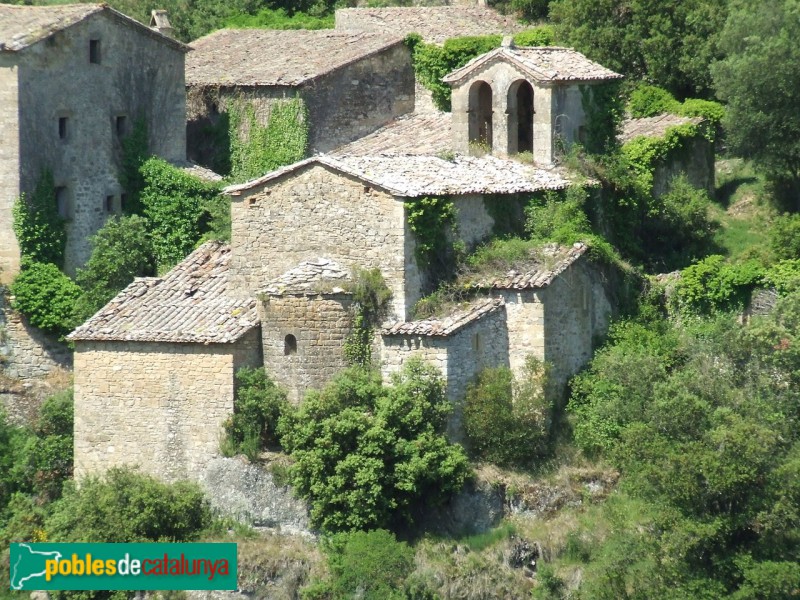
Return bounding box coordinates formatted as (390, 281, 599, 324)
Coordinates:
(185, 28, 414, 166)
(0, 3, 188, 280)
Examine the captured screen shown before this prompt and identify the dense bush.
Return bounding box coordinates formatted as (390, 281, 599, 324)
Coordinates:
(628, 84, 681, 118)
(222, 367, 289, 459)
(305, 530, 414, 599)
(12, 171, 67, 268)
(226, 7, 333, 29)
(278, 360, 471, 532)
(763, 259, 800, 296)
(769, 213, 800, 259)
(673, 255, 764, 314)
(463, 357, 553, 467)
(46, 467, 211, 543)
(10, 262, 81, 338)
(73, 215, 155, 323)
(139, 157, 224, 270)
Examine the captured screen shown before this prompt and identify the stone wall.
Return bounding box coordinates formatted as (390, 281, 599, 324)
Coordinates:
(73, 328, 261, 482)
(0, 58, 21, 284)
(9, 11, 185, 276)
(231, 164, 413, 321)
(652, 136, 715, 198)
(0, 291, 72, 379)
(187, 42, 414, 168)
(260, 294, 353, 403)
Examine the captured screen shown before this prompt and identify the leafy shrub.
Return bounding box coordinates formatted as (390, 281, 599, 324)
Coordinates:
(512, 25, 555, 46)
(763, 259, 800, 296)
(139, 157, 223, 270)
(463, 357, 553, 467)
(673, 255, 764, 314)
(46, 467, 211, 543)
(25, 390, 74, 501)
(343, 268, 393, 368)
(10, 262, 81, 337)
(12, 171, 67, 268)
(627, 84, 680, 118)
(278, 360, 471, 532)
(307, 530, 414, 599)
(118, 117, 149, 215)
(73, 215, 155, 323)
(223, 367, 290, 460)
(226, 7, 333, 29)
(768, 213, 800, 260)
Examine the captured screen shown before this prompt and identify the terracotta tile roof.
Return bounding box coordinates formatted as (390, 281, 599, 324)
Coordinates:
(260, 258, 350, 296)
(225, 153, 573, 197)
(382, 297, 504, 337)
(68, 241, 258, 344)
(472, 242, 588, 290)
(0, 3, 187, 52)
(186, 29, 403, 87)
(333, 112, 451, 156)
(335, 7, 524, 45)
(619, 113, 704, 144)
(443, 46, 622, 85)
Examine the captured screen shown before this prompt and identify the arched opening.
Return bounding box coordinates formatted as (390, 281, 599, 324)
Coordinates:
(468, 81, 493, 150)
(284, 334, 297, 356)
(507, 80, 534, 155)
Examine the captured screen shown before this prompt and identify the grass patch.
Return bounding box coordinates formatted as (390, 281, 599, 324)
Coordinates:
(460, 521, 517, 552)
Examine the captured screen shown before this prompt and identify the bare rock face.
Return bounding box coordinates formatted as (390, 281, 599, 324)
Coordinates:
(200, 457, 312, 537)
(417, 477, 505, 537)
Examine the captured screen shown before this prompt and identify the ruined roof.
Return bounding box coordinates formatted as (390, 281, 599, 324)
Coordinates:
(225, 153, 573, 197)
(443, 46, 622, 85)
(68, 241, 258, 344)
(260, 258, 350, 296)
(186, 29, 404, 87)
(0, 4, 187, 53)
(335, 7, 524, 45)
(176, 161, 224, 183)
(333, 112, 451, 156)
(382, 297, 504, 337)
(619, 113, 704, 144)
(474, 242, 588, 290)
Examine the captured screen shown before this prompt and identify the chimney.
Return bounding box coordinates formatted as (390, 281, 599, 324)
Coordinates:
(149, 10, 175, 39)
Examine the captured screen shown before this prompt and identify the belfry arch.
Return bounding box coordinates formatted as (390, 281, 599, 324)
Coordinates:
(468, 80, 493, 150)
(507, 80, 534, 155)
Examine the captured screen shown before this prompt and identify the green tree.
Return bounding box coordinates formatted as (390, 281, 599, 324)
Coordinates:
(12, 171, 67, 268)
(73, 215, 155, 324)
(278, 360, 471, 532)
(711, 0, 800, 207)
(10, 262, 82, 338)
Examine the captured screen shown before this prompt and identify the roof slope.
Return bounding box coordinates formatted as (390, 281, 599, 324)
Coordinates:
(68, 241, 258, 344)
(619, 113, 704, 144)
(335, 7, 523, 45)
(333, 112, 451, 156)
(186, 29, 403, 87)
(0, 3, 186, 52)
(383, 297, 504, 337)
(225, 153, 573, 197)
(443, 46, 622, 85)
(473, 243, 588, 290)
(261, 258, 350, 296)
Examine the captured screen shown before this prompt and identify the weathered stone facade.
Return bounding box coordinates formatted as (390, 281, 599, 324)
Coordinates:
(0, 5, 187, 280)
(73, 328, 261, 482)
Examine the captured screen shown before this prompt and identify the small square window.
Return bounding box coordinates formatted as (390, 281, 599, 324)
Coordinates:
(105, 195, 115, 213)
(115, 115, 127, 136)
(89, 39, 101, 64)
(55, 187, 69, 219)
(58, 117, 68, 140)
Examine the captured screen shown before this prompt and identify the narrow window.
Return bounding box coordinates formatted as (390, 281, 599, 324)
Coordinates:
(284, 334, 297, 356)
(472, 332, 482, 352)
(115, 115, 127, 136)
(89, 39, 101, 64)
(120, 193, 128, 212)
(105, 195, 115, 213)
(55, 187, 69, 219)
(58, 117, 68, 140)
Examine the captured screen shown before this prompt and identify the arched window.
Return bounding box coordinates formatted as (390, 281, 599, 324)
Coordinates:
(468, 81, 493, 150)
(507, 80, 534, 155)
(284, 334, 297, 356)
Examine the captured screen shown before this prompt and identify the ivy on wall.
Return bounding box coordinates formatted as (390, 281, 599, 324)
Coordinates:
(343, 268, 392, 368)
(228, 97, 309, 183)
(579, 81, 624, 156)
(405, 196, 458, 268)
(12, 171, 67, 269)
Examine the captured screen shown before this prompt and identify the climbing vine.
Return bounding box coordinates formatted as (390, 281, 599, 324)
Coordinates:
(343, 267, 392, 367)
(579, 81, 624, 155)
(405, 196, 458, 268)
(12, 170, 67, 268)
(228, 97, 308, 183)
(118, 117, 149, 215)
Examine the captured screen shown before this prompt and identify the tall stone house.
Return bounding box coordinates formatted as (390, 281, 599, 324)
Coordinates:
(0, 3, 187, 281)
(185, 29, 414, 169)
(70, 41, 622, 481)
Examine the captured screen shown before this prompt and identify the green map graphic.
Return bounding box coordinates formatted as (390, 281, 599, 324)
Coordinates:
(10, 543, 62, 590)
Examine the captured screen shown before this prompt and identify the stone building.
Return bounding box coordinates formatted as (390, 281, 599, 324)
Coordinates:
(185, 29, 414, 167)
(0, 4, 188, 280)
(71, 43, 621, 482)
